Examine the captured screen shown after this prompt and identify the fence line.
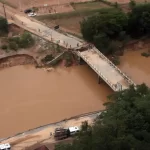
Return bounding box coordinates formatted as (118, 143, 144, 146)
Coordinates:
(92, 47, 136, 86)
(76, 51, 118, 91)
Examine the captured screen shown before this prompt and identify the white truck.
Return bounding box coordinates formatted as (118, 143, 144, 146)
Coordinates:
(0, 143, 11, 150)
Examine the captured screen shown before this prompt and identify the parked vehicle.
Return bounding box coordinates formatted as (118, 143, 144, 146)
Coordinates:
(68, 126, 80, 135)
(0, 143, 11, 150)
(24, 9, 32, 14)
(54, 128, 69, 140)
(28, 12, 37, 17)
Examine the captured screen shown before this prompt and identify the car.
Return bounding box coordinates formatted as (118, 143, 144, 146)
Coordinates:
(24, 9, 32, 14)
(28, 12, 37, 17)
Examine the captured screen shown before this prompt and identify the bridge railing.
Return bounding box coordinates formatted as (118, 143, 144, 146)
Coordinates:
(92, 47, 136, 86)
(76, 51, 119, 91)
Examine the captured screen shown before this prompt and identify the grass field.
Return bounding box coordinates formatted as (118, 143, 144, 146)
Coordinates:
(71, 1, 111, 10)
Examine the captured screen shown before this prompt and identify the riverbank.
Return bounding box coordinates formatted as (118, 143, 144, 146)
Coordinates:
(0, 111, 101, 150)
(0, 65, 112, 138)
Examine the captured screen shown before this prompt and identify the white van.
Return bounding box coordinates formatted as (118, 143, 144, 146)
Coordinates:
(68, 126, 80, 135)
(0, 143, 11, 150)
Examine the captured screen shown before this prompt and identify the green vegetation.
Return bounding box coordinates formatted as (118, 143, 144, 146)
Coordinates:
(63, 52, 74, 67)
(129, 0, 136, 9)
(1, 44, 7, 50)
(71, 1, 111, 11)
(42, 54, 54, 63)
(36, 8, 115, 21)
(80, 3, 150, 55)
(56, 84, 150, 150)
(0, 17, 8, 36)
(9, 41, 18, 51)
(8, 32, 34, 50)
(80, 9, 128, 55)
(141, 52, 150, 57)
(128, 3, 150, 37)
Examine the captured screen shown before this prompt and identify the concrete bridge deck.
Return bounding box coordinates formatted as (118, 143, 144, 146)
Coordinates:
(77, 49, 129, 91)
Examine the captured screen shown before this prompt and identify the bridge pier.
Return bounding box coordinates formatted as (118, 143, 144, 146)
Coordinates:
(98, 76, 103, 84)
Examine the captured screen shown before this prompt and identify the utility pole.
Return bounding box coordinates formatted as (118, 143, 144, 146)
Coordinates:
(3, 3, 7, 19)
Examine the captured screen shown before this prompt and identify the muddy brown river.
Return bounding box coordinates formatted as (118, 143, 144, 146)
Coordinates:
(0, 65, 112, 138)
(0, 49, 150, 138)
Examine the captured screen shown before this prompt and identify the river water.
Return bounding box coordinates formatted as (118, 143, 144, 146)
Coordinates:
(0, 65, 112, 138)
(0, 49, 150, 138)
(119, 50, 150, 87)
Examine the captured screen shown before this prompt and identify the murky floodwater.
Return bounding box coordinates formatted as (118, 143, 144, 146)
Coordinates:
(1, 49, 149, 138)
(119, 50, 150, 87)
(0, 65, 112, 138)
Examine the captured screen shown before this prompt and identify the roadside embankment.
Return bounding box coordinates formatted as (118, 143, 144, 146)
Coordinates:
(0, 110, 102, 150)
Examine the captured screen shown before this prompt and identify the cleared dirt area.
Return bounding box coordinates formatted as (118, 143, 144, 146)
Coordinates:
(43, 16, 82, 34)
(5, 0, 93, 9)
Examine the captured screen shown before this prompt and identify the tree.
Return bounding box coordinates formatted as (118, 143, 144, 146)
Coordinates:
(129, 0, 136, 10)
(80, 9, 128, 55)
(0, 17, 8, 35)
(19, 32, 34, 48)
(55, 84, 150, 150)
(128, 3, 150, 37)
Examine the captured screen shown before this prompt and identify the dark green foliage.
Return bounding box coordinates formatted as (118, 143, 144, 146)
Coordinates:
(8, 32, 34, 49)
(80, 9, 128, 42)
(128, 3, 150, 37)
(141, 52, 150, 57)
(42, 54, 54, 63)
(129, 0, 136, 10)
(1, 44, 7, 50)
(80, 3, 150, 54)
(19, 32, 34, 48)
(9, 41, 18, 51)
(55, 84, 150, 150)
(80, 9, 128, 55)
(0, 17, 8, 36)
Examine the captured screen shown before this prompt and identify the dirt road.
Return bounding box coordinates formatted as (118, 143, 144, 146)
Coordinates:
(0, 112, 100, 150)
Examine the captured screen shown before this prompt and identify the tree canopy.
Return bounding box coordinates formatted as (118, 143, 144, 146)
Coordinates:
(128, 3, 150, 37)
(80, 9, 128, 55)
(80, 3, 150, 54)
(0, 17, 8, 35)
(55, 84, 150, 150)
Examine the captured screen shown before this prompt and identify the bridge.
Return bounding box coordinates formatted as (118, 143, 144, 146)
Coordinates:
(0, 3, 136, 92)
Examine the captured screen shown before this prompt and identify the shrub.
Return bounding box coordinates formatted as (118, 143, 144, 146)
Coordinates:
(0, 17, 8, 36)
(9, 41, 18, 51)
(19, 32, 34, 48)
(141, 52, 150, 57)
(1, 44, 8, 50)
(42, 54, 54, 63)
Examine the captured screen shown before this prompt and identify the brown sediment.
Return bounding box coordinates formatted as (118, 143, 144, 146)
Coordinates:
(0, 54, 38, 69)
(119, 49, 150, 87)
(0, 65, 112, 138)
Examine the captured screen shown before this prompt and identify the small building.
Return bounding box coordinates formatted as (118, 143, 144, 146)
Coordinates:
(0, 143, 11, 150)
(68, 126, 80, 135)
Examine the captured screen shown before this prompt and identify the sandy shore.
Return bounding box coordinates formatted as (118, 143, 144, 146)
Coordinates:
(0, 111, 101, 150)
